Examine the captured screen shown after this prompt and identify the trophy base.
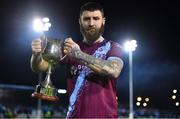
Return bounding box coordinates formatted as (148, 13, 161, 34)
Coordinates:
(32, 92, 59, 102)
(31, 85, 59, 102)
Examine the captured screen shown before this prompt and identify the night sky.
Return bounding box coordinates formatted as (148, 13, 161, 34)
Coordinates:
(0, 0, 180, 110)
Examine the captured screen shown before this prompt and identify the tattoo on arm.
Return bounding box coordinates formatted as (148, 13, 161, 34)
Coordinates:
(74, 50, 123, 78)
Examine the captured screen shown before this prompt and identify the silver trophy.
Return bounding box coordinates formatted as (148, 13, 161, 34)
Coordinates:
(32, 35, 64, 101)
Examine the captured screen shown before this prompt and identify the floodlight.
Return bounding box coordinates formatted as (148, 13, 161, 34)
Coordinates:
(42, 17, 50, 23)
(143, 102, 147, 107)
(33, 18, 43, 32)
(172, 95, 176, 100)
(136, 102, 140, 106)
(173, 89, 177, 94)
(124, 40, 137, 52)
(145, 98, 149, 102)
(137, 97, 142, 102)
(33, 17, 51, 32)
(175, 102, 179, 106)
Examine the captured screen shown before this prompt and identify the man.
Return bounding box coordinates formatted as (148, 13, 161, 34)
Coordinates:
(31, 2, 123, 118)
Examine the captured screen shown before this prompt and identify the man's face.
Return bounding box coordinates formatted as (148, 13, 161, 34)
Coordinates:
(79, 10, 105, 43)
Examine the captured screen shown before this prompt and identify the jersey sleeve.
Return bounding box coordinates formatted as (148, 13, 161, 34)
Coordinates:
(106, 41, 123, 60)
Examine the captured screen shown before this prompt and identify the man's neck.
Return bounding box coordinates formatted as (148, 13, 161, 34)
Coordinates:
(83, 36, 104, 45)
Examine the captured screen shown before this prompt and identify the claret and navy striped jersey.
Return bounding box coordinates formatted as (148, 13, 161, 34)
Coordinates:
(63, 39, 123, 118)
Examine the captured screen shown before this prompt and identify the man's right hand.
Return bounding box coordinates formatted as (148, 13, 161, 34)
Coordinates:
(31, 39, 42, 55)
(31, 38, 49, 72)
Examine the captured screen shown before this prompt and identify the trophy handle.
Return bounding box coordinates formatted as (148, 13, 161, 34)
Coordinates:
(40, 34, 48, 53)
(60, 54, 68, 61)
(58, 39, 68, 61)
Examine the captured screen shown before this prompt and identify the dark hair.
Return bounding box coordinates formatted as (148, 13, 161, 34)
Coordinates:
(80, 2, 104, 17)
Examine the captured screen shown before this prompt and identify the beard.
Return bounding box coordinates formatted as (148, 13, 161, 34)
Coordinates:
(80, 23, 105, 43)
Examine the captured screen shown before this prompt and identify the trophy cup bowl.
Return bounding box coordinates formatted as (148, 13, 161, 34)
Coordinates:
(32, 36, 63, 101)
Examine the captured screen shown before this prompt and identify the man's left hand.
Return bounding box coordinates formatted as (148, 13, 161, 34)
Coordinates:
(63, 37, 81, 58)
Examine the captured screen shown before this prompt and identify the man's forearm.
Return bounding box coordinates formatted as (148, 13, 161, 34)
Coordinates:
(74, 50, 123, 78)
(31, 54, 48, 73)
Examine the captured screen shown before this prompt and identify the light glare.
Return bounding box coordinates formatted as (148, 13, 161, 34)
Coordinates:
(58, 89, 67, 94)
(173, 89, 177, 94)
(145, 98, 149, 102)
(124, 40, 137, 52)
(44, 22, 51, 27)
(42, 17, 50, 23)
(137, 97, 142, 101)
(172, 95, 176, 100)
(33, 18, 43, 32)
(143, 102, 147, 107)
(136, 102, 140, 106)
(175, 102, 179, 106)
(33, 17, 51, 32)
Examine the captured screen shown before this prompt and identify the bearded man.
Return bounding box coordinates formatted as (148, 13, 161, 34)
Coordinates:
(31, 2, 124, 118)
